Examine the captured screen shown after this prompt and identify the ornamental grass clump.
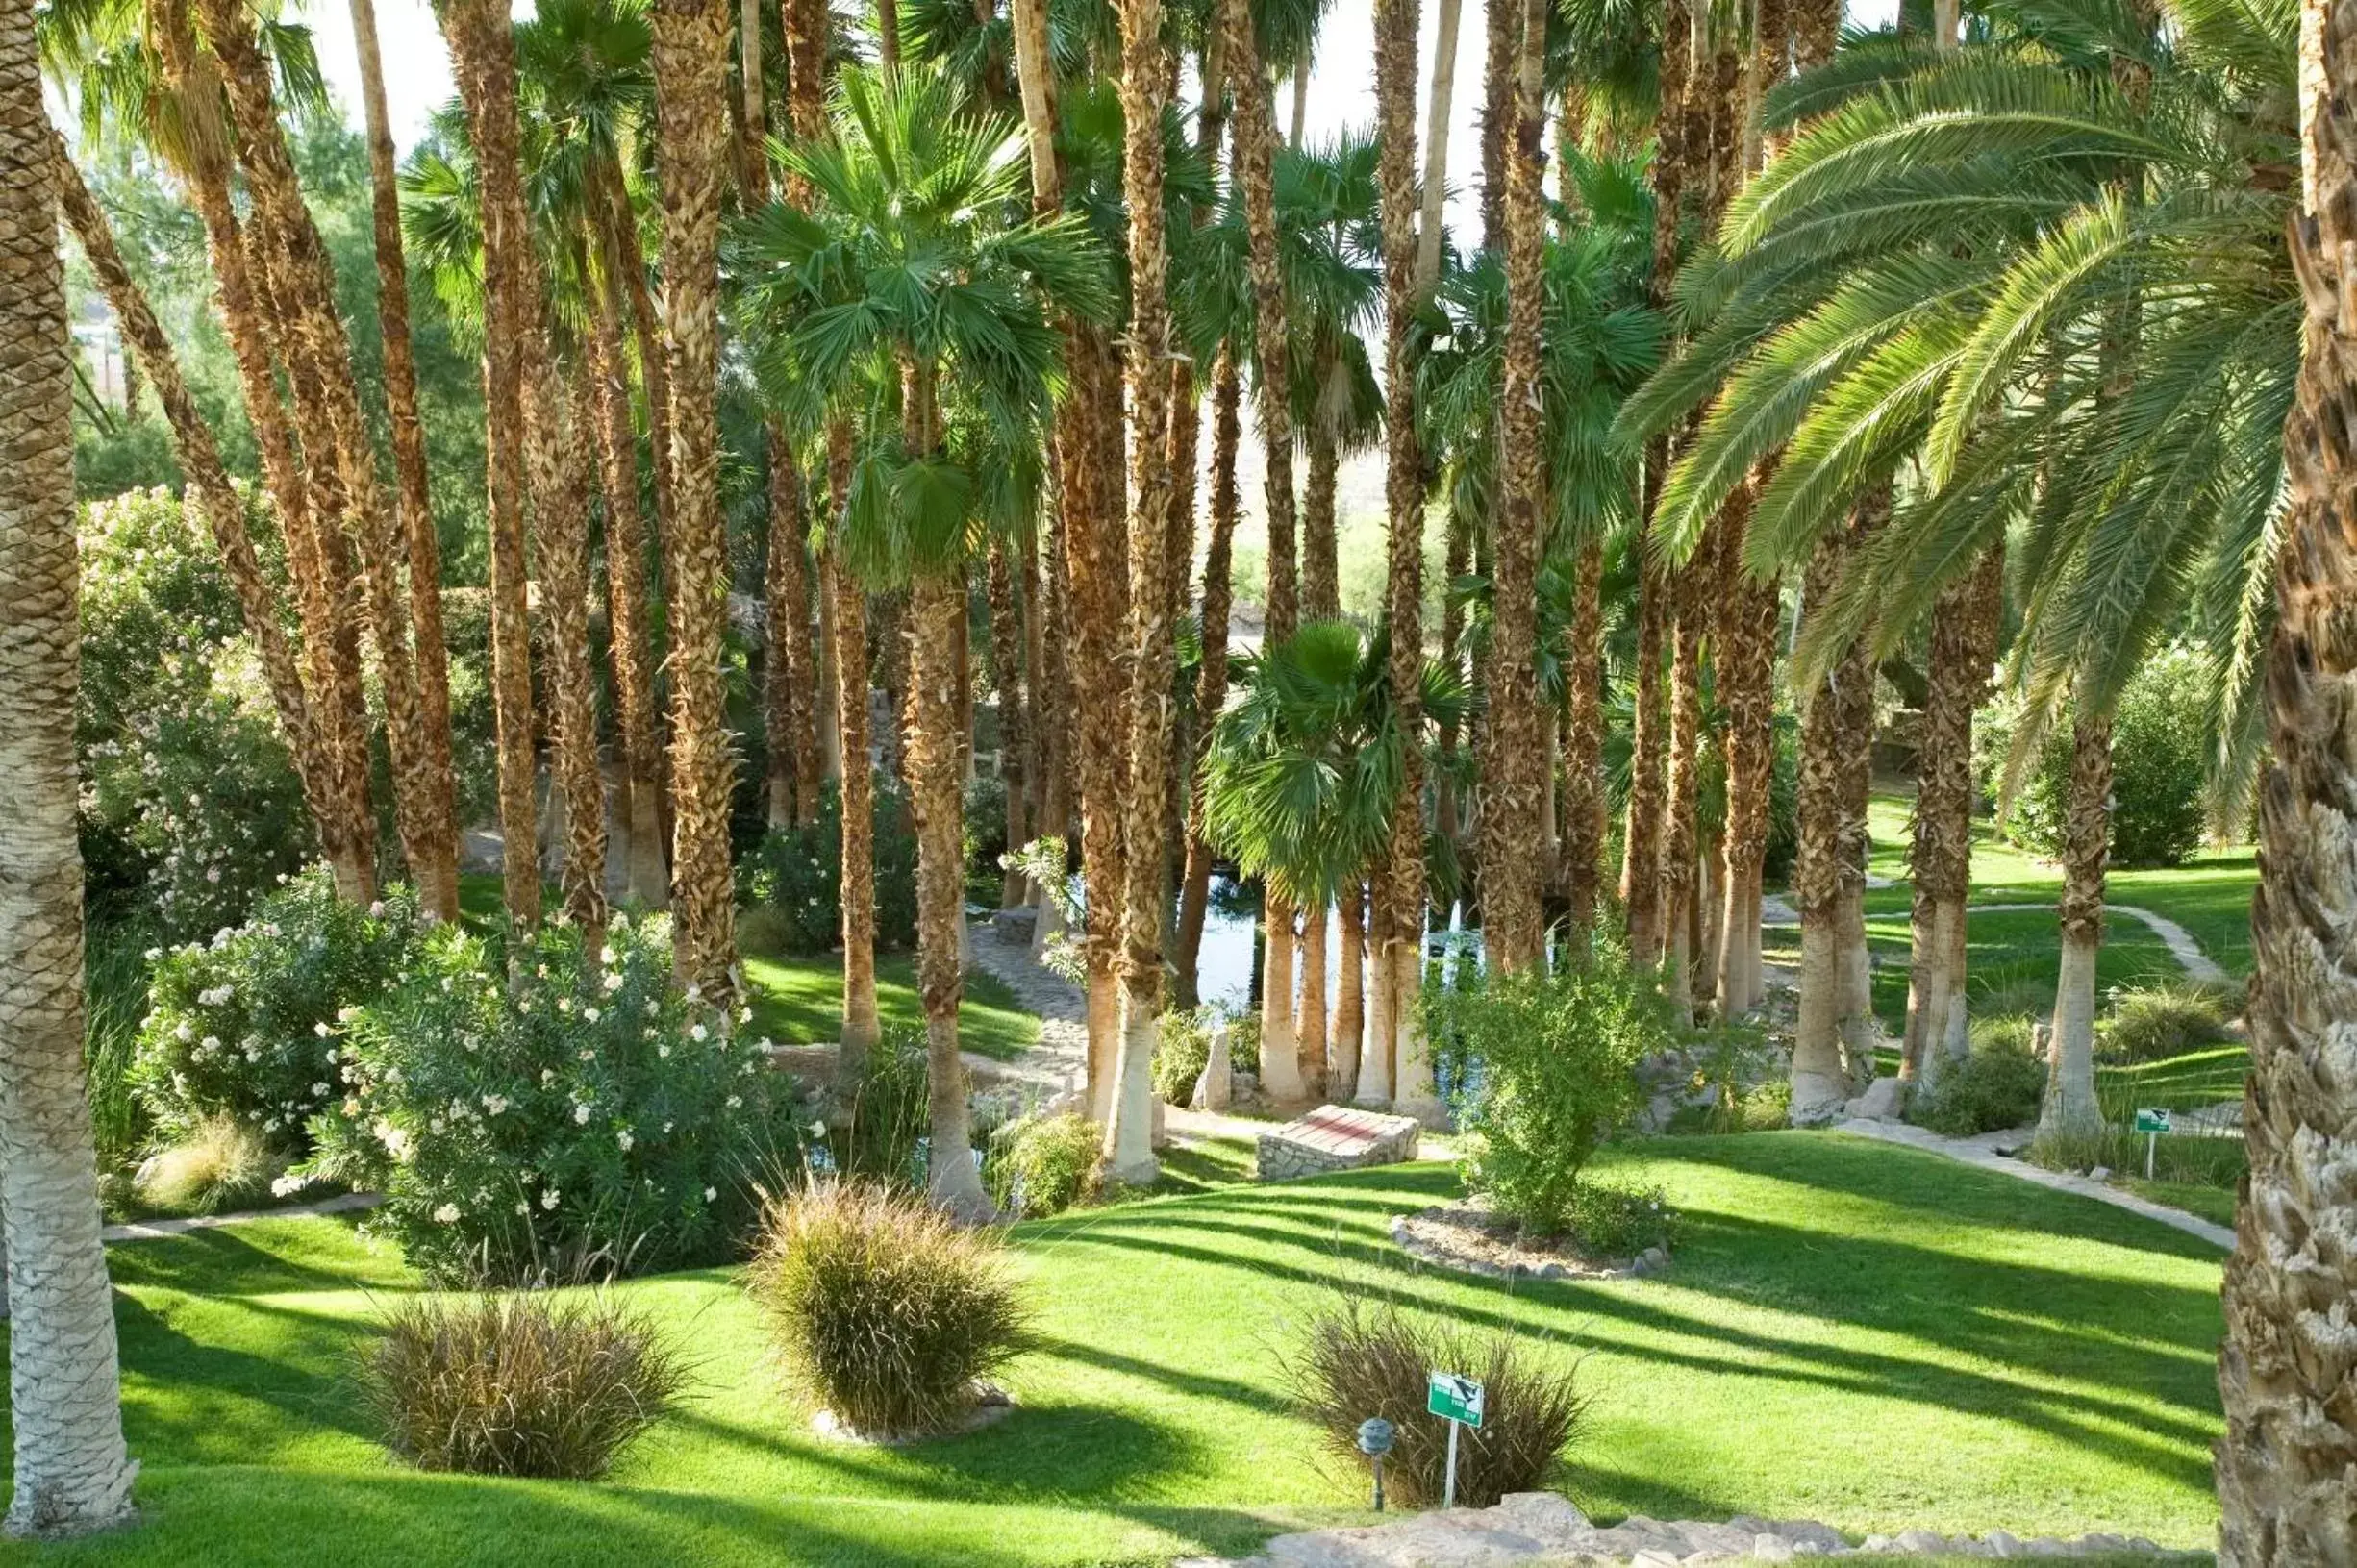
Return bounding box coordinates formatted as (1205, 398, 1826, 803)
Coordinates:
(358, 1287, 689, 1479)
(985, 1112, 1101, 1216)
(1284, 1293, 1587, 1509)
(746, 1181, 1029, 1440)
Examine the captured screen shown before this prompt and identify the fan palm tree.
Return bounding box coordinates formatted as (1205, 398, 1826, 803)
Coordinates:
(2216, 0, 2357, 1536)
(740, 62, 1113, 1215)
(0, 5, 138, 1529)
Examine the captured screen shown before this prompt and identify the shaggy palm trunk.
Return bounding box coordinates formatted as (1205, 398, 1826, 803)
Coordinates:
(910, 568, 994, 1222)
(1478, 0, 1550, 977)
(1228, 0, 1309, 1104)
(585, 227, 670, 905)
(1563, 536, 1606, 948)
(600, 160, 679, 555)
(525, 360, 612, 947)
(2215, 9, 2357, 1539)
(1330, 884, 1367, 1102)
(1, 39, 138, 1529)
(1374, 0, 1435, 1119)
(203, 0, 451, 913)
(2038, 711, 2111, 1140)
(651, 0, 740, 998)
(1175, 345, 1242, 1005)
(53, 142, 333, 870)
(1902, 544, 2003, 1088)
(1715, 482, 1779, 1017)
(764, 441, 819, 831)
(1104, 0, 1182, 1185)
(1295, 901, 1329, 1097)
(1663, 563, 1706, 1021)
(1417, 0, 1463, 286)
(437, 0, 542, 927)
(987, 539, 1031, 905)
(352, 0, 459, 921)
(824, 428, 881, 1074)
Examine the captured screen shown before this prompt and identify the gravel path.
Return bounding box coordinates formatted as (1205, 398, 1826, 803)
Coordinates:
(102, 1190, 381, 1245)
(964, 914, 1090, 1097)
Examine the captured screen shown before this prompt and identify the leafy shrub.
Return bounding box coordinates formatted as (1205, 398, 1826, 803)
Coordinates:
(77, 487, 313, 937)
(964, 775, 1009, 895)
(2098, 980, 2240, 1063)
(1911, 1039, 2047, 1136)
(746, 1181, 1030, 1439)
(1968, 1010, 2041, 1056)
(1977, 647, 2210, 868)
(1665, 1028, 1783, 1134)
(1284, 1293, 1587, 1509)
(133, 867, 421, 1152)
(1567, 1181, 1677, 1258)
(985, 1113, 1100, 1217)
(302, 911, 790, 1282)
(132, 1115, 276, 1215)
(1151, 1006, 1218, 1106)
(359, 1287, 688, 1479)
(1422, 947, 1664, 1235)
(738, 781, 918, 957)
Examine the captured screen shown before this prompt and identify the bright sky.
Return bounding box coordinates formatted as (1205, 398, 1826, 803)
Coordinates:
(312, 0, 1906, 234)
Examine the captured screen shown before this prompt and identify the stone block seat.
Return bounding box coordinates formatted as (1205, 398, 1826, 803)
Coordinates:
(1256, 1105, 1420, 1181)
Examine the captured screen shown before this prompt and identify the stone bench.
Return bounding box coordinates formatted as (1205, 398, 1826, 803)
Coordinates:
(1256, 1105, 1421, 1181)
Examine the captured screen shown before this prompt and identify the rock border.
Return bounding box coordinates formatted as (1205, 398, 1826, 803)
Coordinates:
(808, 1382, 1016, 1447)
(1388, 1202, 1670, 1282)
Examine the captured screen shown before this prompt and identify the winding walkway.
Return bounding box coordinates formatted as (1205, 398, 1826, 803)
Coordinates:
(1759, 894, 2227, 983)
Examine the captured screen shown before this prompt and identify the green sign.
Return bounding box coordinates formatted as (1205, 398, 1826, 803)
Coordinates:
(2133, 1108, 2173, 1135)
(1427, 1372, 1485, 1428)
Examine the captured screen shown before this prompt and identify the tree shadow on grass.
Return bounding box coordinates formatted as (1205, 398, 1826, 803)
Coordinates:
(103, 1290, 381, 1460)
(105, 1216, 413, 1299)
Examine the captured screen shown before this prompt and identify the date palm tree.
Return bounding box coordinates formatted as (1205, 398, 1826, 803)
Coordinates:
(740, 61, 1112, 1215)
(0, 3, 138, 1529)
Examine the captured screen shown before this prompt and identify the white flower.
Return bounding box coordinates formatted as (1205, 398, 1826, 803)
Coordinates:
(174, 1021, 193, 1044)
(579, 1049, 596, 1061)
(738, 1007, 752, 1025)
(658, 1043, 671, 1059)
(269, 1173, 311, 1199)
(643, 1000, 659, 1018)
(599, 946, 618, 965)
(200, 1034, 220, 1052)
(368, 901, 387, 918)
(514, 1202, 531, 1216)
(603, 971, 625, 993)
(685, 983, 703, 1004)
(616, 1130, 634, 1151)
(432, 1203, 461, 1225)
(313, 1021, 331, 1038)
(583, 1007, 600, 1023)
(556, 997, 574, 1015)
(143, 947, 162, 962)
(338, 1006, 360, 1024)
(573, 1103, 591, 1125)
(481, 1095, 509, 1116)
(311, 1082, 329, 1097)
(541, 1189, 561, 1209)
(726, 1095, 742, 1110)
(690, 1024, 709, 1043)
(703, 1186, 716, 1202)
(540, 1069, 557, 1087)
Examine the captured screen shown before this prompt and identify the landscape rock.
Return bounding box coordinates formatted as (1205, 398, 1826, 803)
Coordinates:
(1258, 1105, 1420, 1180)
(1843, 1077, 1906, 1122)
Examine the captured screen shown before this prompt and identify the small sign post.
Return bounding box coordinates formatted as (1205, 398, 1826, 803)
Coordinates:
(2133, 1108, 2172, 1179)
(1426, 1372, 1486, 1510)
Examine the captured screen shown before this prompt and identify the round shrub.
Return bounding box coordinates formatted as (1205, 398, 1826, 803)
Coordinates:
(738, 780, 918, 956)
(78, 486, 312, 936)
(1285, 1293, 1587, 1510)
(1566, 1180, 1677, 1259)
(302, 911, 793, 1282)
(986, 1113, 1101, 1217)
(133, 866, 422, 1153)
(1977, 647, 2210, 869)
(746, 1181, 1030, 1439)
(359, 1287, 688, 1479)
(1912, 1038, 2047, 1136)
(1421, 945, 1664, 1236)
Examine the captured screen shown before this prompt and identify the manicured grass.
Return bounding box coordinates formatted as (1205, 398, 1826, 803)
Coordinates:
(741, 952, 1040, 1061)
(2098, 1046, 2250, 1113)
(6, 1132, 2223, 1565)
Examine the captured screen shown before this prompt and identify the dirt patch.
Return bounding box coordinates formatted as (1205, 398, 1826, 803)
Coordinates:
(1388, 1199, 1667, 1282)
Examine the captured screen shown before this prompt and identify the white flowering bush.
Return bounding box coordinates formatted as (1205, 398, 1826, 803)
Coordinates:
(737, 781, 917, 955)
(78, 486, 312, 937)
(302, 912, 795, 1283)
(132, 866, 422, 1153)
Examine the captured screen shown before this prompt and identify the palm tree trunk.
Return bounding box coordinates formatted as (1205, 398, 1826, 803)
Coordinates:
(1295, 901, 1329, 1096)
(651, 0, 741, 997)
(1372, 0, 1434, 1119)
(352, 0, 459, 921)
(2216, 15, 2357, 1531)
(1662, 557, 1707, 1019)
(910, 569, 993, 1221)
(1303, 375, 1341, 620)
(599, 159, 679, 556)
(764, 438, 818, 830)
(1902, 544, 2002, 1088)
(1714, 477, 1778, 1016)
(525, 357, 612, 946)
(1331, 883, 1367, 1102)
(436, 0, 543, 928)
(52, 138, 335, 875)
(1175, 344, 1241, 1007)
(1259, 896, 1304, 1098)
(827, 426, 881, 1072)
(1, 52, 138, 1528)
(987, 538, 1031, 905)
(2038, 710, 2110, 1140)
(1104, 0, 1180, 1184)
(1417, 0, 1464, 287)
(585, 222, 670, 906)
(1563, 535, 1606, 946)
(203, 0, 453, 915)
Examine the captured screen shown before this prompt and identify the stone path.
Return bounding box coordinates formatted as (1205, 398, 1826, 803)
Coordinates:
(1756, 897, 2228, 985)
(964, 913, 1091, 1097)
(1834, 1118, 2234, 1249)
(102, 1190, 381, 1245)
(1179, 1489, 2192, 1567)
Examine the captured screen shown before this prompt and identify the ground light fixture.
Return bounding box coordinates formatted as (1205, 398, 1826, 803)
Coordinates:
(1355, 1416, 1396, 1511)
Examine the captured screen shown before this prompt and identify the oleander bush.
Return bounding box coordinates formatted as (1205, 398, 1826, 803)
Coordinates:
(1285, 1293, 1587, 1509)
(301, 912, 792, 1282)
(132, 866, 422, 1153)
(359, 1286, 690, 1479)
(738, 781, 919, 956)
(746, 1181, 1031, 1439)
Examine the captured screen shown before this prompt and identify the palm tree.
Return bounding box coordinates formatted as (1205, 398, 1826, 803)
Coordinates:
(2216, 0, 2357, 1534)
(1173, 342, 1243, 1005)
(1370, 0, 1433, 1116)
(352, 0, 461, 922)
(650, 0, 740, 996)
(0, 10, 138, 1525)
(740, 62, 1113, 1213)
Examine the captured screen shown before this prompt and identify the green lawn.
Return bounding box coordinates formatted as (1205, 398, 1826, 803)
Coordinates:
(7, 1133, 2224, 1565)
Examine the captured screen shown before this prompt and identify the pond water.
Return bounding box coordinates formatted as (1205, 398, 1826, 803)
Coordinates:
(1187, 878, 1479, 1017)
